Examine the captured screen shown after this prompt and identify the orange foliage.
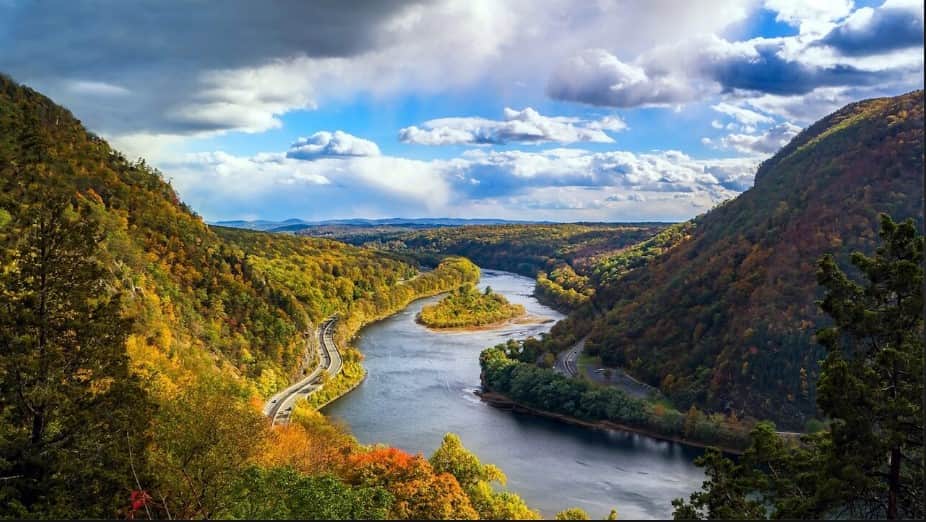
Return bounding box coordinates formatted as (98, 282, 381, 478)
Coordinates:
(255, 408, 356, 476)
(345, 447, 478, 520)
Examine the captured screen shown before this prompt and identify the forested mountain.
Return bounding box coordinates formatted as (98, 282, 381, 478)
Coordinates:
(576, 91, 924, 429)
(0, 73, 479, 396)
(0, 75, 543, 519)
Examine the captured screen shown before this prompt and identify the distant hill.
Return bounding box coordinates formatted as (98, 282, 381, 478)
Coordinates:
(576, 90, 924, 429)
(212, 217, 554, 232)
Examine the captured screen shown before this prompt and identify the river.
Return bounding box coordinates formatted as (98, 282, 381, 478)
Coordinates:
(324, 269, 705, 519)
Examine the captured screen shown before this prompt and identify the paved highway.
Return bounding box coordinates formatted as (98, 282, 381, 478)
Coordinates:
(554, 335, 586, 377)
(264, 317, 341, 425)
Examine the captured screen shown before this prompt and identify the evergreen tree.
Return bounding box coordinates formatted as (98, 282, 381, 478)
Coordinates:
(815, 214, 924, 519)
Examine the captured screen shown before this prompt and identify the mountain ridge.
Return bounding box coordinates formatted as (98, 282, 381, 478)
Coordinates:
(576, 89, 924, 429)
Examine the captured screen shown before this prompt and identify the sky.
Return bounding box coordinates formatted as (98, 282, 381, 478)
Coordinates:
(1, 0, 923, 222)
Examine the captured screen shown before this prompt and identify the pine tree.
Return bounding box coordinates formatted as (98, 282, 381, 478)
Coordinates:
(815, 214, 924, 519)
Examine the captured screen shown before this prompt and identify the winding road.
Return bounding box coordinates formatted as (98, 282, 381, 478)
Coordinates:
(264, 316, 342, 425)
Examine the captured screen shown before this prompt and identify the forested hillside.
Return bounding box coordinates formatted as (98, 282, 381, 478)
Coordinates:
(0, 75, 545, 519)
(575, 91, 924, 429)
(351, 223, 667, 310)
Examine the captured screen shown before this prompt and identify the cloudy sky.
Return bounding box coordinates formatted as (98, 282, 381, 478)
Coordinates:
(1, 0, 922, 222)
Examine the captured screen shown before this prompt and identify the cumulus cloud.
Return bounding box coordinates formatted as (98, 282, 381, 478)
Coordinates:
(764, 0, 853, 34)
(546, 0, 923, 110)
(546, 48, 701, 107)
(399, 107, 625, 145)
(818, 1, 925, 56)
(709, 121, 803, 154)
(0, 0, 754, 140)
(606, 192, 647, 202)
(450, 148, 756, 203)
(712, 102, 775, 128)
(286, 131, 381, 160)
(160, 144, 760, 222)
(160, 150, 453, 220)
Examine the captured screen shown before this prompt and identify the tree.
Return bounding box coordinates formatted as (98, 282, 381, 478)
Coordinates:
(147, 381, 267, 519)
(671, 448, 765, 520)
(346, 446, 478, 520)
(429, 433, 540, 520)
(555, 507, 590, 519)
(815, 214, 924, 519)
(223, 466, 392, 520)
(430, 433, 504, 490)
(0, 191, 152, 518)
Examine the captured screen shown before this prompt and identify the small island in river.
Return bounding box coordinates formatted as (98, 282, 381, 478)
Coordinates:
(418, 283, 526, 329)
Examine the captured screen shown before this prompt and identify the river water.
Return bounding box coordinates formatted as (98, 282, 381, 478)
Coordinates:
(324, 269, 705, 519)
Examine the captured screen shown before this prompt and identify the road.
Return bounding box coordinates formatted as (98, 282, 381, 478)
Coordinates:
(554, 337, 804, 437)
(554, 335, 657, 399)
(554, 335, 586, 377)
(264, 317, 341, 425)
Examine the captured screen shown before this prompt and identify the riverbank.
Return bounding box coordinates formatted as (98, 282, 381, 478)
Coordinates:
(303, 257, 481, 410)
(322, 269, 706, 520)
(477, 390, 745, 455)
(480, 346, 755, 453)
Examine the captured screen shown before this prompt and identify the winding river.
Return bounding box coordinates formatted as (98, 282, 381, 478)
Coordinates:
(324, 270, 705, 519)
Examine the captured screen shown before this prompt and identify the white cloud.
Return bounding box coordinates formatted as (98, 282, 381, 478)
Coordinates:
(159, 144, 761, 222)
(66, 80, 130, 96)
(817, 1, 924, 56)
(606, 192, 647, 202)
(586, 115, 629, 132)
(287, 131, 381, 160)
(546, 48, 703, 107)
(546, 0, 923, 110)
(716, 121, 803, 154)
(451, 147, 757, 202)
(160, 150, 452, 220)
(711, 102, 775, 127)
(1, 0, 756, 140)
(399, 107, 625, 145)
(764, 0, 853, 35)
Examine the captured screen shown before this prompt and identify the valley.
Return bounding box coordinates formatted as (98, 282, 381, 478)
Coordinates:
(323, 270, 706, 520)
(1, 61, 923, 519)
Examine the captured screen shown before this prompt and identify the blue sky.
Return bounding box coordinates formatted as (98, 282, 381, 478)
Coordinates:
(1, 0, 922, 222)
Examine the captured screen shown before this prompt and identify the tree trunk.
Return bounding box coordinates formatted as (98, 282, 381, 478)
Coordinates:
(888, 445, 901, 519)
(30, 407, 44, 445)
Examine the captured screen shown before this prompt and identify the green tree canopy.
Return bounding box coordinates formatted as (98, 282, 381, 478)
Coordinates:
(0, 189, 152, 518)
